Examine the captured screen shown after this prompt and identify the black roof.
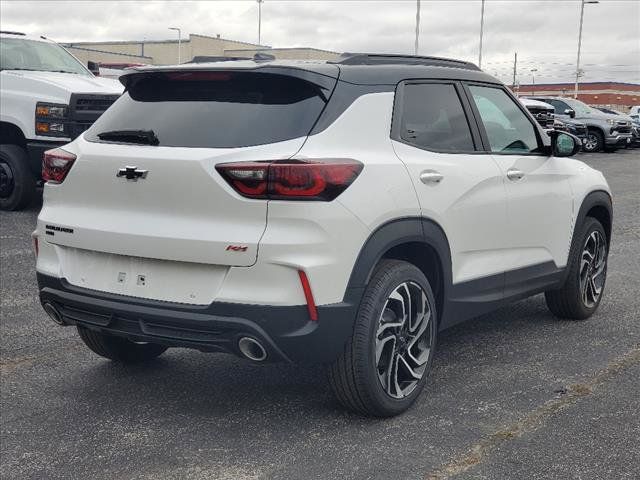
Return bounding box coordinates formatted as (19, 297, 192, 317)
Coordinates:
(121, 53, 500, 87)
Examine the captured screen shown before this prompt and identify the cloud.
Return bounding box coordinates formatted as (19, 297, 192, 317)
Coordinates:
(1, 0, 638, 83)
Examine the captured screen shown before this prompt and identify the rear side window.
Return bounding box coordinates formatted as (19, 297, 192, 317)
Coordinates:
(86, 71, 328, 148)
(399, 83, 475, 152)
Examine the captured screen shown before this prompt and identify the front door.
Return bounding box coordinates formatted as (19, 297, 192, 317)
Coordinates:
(465, 84, 575, 286)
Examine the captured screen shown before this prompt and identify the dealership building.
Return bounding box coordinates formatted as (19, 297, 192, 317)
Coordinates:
(516, 82, 640, 112)
(63, 32, 340, 66)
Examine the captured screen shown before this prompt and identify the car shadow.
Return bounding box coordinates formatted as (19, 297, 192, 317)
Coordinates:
(61, 294, 563, 422)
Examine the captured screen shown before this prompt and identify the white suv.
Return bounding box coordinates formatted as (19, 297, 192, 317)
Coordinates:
(35, 54, 612, 417)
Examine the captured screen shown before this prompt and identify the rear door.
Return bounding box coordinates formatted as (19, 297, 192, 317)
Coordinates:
(391, 80, 508, 290)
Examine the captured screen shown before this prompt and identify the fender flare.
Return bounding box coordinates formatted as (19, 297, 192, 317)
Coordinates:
(343, 216, 453, 320)
(561, 189, 613, 284)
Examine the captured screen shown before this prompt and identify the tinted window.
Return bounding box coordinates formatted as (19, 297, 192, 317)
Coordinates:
(86, 71, 328, 148)
(469, 86, 541, 153)
(546, 99, 571, 114)
(400, 83, 475, 152)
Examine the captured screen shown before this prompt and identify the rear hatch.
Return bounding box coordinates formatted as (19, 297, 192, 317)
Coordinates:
(38, 66, 337, 302)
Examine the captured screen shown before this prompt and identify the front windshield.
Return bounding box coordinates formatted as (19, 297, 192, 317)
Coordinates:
(0, 37, 90, 75)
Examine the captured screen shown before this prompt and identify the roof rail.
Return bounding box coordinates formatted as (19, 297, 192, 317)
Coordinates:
(186, 55, 251, 64)
(253, 52, 276, 62)
(330, 53, 480, 71)
(0, 31, 27, 36)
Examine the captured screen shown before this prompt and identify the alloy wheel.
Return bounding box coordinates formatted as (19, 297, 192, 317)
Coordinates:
(375, 281, 432, 399)
(584, 134, 598, 152)
(579, 230, 607, 308)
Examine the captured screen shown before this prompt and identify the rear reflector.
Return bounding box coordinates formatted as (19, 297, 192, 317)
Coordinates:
(216, 159, 363, 201)
(43, 148, 76, 183)
(298, 270, 318, 321)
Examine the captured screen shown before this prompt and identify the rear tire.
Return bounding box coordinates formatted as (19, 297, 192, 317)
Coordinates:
(545, 218, 608, 320)
(328, 259, 437, 417)
(583, 129, 604, 153)
(0, 145, 36, 211)
(77, 326, 168, 363)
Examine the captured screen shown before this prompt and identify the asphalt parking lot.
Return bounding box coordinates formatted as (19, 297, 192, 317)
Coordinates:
(1, 149, 639, 480)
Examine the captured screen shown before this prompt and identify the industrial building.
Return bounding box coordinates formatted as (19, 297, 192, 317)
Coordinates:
(516, 82, 640, 112)
(63, 32, 340, 66)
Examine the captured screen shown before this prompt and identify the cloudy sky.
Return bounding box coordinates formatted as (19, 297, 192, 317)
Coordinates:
(1, 0, 638, 84)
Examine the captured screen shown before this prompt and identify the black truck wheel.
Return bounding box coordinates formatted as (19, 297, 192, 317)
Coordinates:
(0, 145, 36, 211)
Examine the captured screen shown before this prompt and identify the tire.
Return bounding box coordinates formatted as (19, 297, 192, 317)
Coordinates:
(583, 129, 604, 153)
(328, 259, 438, 417)
(0, 144, 36, 211)
(545, 217, 608, 320)
(77, 326, 168, 363)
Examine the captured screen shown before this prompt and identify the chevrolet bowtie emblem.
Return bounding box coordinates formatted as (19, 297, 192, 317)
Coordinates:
(116, 166, 148, 181)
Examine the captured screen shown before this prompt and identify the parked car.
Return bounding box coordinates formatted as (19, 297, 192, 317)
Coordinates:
(35, 54, 612, 417)
(629, 106, 640, 116)
(0, 31, 122, 210)
(519, 97, 555, 129)
(552, 118, 588, 146)
(528, 96, 632, 153)
(595, 108, 640, 148)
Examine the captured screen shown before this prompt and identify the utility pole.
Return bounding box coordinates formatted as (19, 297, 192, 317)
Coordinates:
(512, 52, 517, 94)
(575, 0, 599, 98)
(414, 0, 420, 55)
(478, 0, 485, 68)
(257, 0, 264, 45)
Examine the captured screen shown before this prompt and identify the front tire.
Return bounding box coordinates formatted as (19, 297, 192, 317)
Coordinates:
(545, 217, 608, 320)
(77, 327, 168, 363)
(328, 259, 437, 417)
(583, 129, 604, 153)
(0, 145, 36, 211)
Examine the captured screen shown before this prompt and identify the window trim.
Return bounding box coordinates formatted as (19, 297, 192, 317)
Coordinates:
(461, 81, 550, 156)
(390, 79, 484, 154)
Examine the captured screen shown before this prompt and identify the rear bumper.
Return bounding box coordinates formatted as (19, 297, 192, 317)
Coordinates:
(37, 273, 358, 364)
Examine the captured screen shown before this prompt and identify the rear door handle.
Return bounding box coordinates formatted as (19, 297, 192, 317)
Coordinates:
(506, 169, 525, 181)
(420, 170, 443, 184)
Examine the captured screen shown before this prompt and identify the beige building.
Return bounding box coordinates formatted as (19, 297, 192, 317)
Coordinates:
(63, 33, 340, 66)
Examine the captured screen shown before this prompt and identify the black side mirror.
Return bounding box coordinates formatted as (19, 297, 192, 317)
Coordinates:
(564, 108, 576, 119)
(550, 131, 581, 157)
(87, 61, 100, 76)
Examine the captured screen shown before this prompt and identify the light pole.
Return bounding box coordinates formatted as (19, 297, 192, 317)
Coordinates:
(530, 68, 538, 93)
(414, 0, 420, 55)
(257, 0, 264, 45)
(168, 27, 181, 64)
(478, 0, 485, 68)
(574, 0, 599, 99)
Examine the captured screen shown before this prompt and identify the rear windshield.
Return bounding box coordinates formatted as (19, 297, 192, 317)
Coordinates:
(86, 71, 328, 148)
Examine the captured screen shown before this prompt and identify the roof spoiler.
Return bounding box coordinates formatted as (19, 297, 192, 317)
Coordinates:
(330, 53, 480, 71)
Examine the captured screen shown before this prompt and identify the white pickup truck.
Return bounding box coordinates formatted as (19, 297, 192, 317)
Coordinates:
(0, 31, 123, 210)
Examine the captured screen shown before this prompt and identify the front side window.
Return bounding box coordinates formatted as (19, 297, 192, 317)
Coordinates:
(469, 85, 541, 153)
(399, 83, 475, 152)
(546, 99, 571, 114)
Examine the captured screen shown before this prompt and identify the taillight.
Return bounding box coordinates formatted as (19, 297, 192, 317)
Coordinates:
(216, 159, 363, 201)
(42, 148, 76, 183)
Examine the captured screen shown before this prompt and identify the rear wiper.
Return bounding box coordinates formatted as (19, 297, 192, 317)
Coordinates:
(97, 129, 159, 146)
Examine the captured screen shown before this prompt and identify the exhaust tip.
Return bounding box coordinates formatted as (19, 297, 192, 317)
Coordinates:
(238, 336, 267, 362)
(42, 302, 65, 325)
